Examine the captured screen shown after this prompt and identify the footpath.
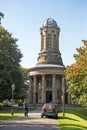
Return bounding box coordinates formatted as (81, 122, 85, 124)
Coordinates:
(0, 108, 59, 130)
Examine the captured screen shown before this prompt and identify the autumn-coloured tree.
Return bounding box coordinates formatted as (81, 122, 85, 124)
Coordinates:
(65, 40, 87, 107)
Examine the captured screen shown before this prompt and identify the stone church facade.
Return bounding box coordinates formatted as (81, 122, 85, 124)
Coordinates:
(28, 17, 67, 104)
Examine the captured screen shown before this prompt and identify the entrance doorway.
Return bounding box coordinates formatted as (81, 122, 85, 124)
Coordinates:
(46, 91, 52, 103)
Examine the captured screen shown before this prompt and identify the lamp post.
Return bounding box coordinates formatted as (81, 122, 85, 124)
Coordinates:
(11, 83, 15, 115)
(62, 76, 65, 116)
(62, 95, 65, 116)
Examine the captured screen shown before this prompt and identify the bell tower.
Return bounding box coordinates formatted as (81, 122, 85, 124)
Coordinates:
(28, 17, 66, 104)
(36, 18, 64, 66)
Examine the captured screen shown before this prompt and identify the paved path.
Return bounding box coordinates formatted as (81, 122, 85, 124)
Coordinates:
(0, 109, 59, 130)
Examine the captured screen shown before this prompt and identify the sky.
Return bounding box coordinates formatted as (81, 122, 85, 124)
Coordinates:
(0, 0, 87, 68)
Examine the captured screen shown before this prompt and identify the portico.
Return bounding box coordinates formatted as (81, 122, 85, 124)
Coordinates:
(28, 64, 65, 104)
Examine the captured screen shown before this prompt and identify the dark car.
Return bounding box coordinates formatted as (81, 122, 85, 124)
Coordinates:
(41, 103, 58, 119)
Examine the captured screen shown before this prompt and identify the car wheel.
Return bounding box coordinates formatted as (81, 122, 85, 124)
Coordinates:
(55, 116, 58, 119)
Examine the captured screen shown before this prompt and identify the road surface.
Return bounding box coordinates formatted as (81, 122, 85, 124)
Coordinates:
(0, 109, 59, 130)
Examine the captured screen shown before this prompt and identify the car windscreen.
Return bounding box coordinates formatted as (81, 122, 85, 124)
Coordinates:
(44, 104, 58, 109)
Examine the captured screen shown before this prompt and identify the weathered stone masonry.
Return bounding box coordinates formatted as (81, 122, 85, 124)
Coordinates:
(28, 17, 66, 104)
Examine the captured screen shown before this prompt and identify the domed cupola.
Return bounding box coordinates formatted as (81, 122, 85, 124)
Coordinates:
(43, 18, 57, 27)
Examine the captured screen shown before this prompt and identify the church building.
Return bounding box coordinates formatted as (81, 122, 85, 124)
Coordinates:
(28, 17, 66, 104)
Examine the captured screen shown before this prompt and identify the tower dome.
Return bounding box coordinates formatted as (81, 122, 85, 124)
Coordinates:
(43, 18, 57, 27)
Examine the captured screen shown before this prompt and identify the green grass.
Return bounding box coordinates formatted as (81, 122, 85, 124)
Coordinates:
(0, 107, 87, 130)
(58, 108, 87, 130)
(0, 113, 22, 122)
(0, 107, 34, 122)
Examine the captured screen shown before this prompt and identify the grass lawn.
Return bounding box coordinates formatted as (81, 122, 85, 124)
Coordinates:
(0, 106, 87, 130)
(58, 108, 87, 130)
(0, 107, 34, 122)
(0, 113, 22, 122)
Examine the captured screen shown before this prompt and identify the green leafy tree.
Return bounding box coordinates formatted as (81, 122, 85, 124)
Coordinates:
(0, 17, 23, 100)
(65, 40, 87, 107)
(19, 67, 29, 99)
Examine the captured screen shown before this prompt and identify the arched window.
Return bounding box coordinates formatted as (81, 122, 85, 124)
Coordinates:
(53, 35, 56, 49)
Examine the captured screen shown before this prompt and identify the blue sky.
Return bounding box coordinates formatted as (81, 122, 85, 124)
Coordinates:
(0, 0, 87, 68)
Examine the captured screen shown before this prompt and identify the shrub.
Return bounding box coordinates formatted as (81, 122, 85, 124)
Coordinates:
(18, 99, 23, 106)
(0, 103, 3, 108)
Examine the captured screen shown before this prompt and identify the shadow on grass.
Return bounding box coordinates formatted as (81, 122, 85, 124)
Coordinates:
(58, 116, 79, 122)
(0, 116, 12, 122)
(60, 124, 87, 130)
(65, 108, 87, 121)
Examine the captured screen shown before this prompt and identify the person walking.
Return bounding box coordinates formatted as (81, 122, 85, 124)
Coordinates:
(23, 99, 29, 117)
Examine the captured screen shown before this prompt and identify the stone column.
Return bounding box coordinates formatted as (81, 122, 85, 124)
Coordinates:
(44, 35, 46, 50)
(52, 33, 54, 49)
(52, 74, 56, 103)
(41, 74, 45, 103)
(29, 77, 33, 103)
(57, 31, 59, 50)
(33, 76, 36, 104)
(44, 30, 47, 50)
(38, 82, 41, 103)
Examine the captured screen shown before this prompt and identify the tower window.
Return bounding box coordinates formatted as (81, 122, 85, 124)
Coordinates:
(48, 34, 51, 49)
(53, 35, 56, 42)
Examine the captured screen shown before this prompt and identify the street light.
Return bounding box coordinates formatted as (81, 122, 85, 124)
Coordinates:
(62, 76, 65, 116)
(62, 95, 65, 116)
(11, 83, 15, 115)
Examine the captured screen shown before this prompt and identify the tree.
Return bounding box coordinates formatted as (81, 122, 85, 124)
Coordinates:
(65, 40, 87, 107)
(19, 67, 29, 99)
(0, 23, 23, 100)
(0, 12, 4, 24)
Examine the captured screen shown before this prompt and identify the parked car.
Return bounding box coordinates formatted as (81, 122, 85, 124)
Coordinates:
(41, 103, 58, 119)
(3, 100, 12, 107)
